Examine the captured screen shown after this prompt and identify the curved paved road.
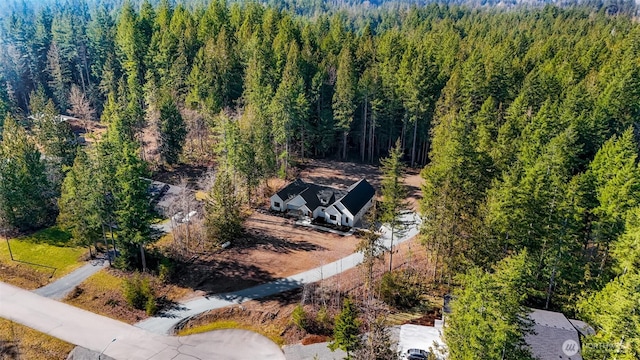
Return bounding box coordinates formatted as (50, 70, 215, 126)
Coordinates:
(34, 256, 109, 299)
(136, 213, 421, 335)
(0, 282, 285, 360)
(2, 213, 419, 359)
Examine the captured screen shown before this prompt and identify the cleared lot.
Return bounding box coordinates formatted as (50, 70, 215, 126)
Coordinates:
(171, 212, 360, 295)
(170, 159, 423, 296)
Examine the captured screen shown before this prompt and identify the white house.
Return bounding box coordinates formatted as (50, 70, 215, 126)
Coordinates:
(270, 178, 375, 228)
(270, 179, 308, 212)
(324, 179, 375, 227)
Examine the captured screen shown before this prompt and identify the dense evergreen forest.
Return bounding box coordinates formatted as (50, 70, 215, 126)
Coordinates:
(0, 0, 639, 358)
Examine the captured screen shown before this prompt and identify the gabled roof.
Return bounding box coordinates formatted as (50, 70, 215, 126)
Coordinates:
(337, 179, 375, 216)
(299, 185, 322, 211)
(300, 184, 347, 211)
(276, 178, 308, 201)
(569, 319, 595, 336)
(525, 309, 583, 360)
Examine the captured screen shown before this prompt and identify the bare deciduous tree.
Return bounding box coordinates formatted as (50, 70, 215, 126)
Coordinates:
(68, 84, 95, 133)
(167, 177, 203, 257)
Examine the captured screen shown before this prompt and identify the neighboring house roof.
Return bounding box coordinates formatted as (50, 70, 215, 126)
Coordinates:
(337, 179, 375, 216)
(276, 178, 308, 201)
(569, 319, 596, 336)
(525, 309, 584, 360)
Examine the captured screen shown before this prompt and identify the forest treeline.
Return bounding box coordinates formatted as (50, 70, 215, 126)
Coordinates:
(0, 1, 639, 358)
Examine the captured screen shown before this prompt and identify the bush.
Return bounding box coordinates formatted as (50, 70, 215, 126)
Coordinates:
(123, 273, 156, 314)
(315, 305, 331, 332)
(158, 257, 173, 283)
(292, 304, 307, 331)
(377, 270, 424, 310)
(145, 295, 158, 316)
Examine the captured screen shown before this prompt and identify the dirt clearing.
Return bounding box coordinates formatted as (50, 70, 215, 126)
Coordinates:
(170, 212, 360, 295)
(179, 236, 440, 346)
(296, 159, 423, 210)
(168, 159, 423, 297)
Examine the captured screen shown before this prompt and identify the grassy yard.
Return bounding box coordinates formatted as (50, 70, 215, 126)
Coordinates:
(0, 227, 87, 289)
(177, 320, 284, 346)
(0, 318, 74, 360)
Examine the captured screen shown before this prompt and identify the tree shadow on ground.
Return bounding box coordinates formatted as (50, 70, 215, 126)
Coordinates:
(16, 226, 72, 247)
(216, 277, 304, 303)
(233, 231, 326, 254)
(168, 258, 279, 295)
(0, 340, 19, 359)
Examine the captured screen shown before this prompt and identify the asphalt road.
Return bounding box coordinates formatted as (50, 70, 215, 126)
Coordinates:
(0, 282, 285, 360)
(136, 213, 422, 335)
(6, 212, 419, 359)
(32, 219, 173, 301)
(33, 256, 109, 300)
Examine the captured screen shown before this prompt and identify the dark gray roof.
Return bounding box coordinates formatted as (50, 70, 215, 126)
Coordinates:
(525, 309, 583, 360)
(276, 178, 308, 201)
(299, 185, 322, 211)
(569, 319, 595, 336)
(300, 184, 347, 211)
(338, 179, 375, 215)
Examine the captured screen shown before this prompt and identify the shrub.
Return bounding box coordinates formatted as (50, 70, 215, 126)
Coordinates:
(292, 304, 307, 331)
(145, 295, 158, 316)
(123, 273, 156, 313)
(158, 257, 173, 283)
(377, 270, 424, 310)
(315, 305, 331, 332)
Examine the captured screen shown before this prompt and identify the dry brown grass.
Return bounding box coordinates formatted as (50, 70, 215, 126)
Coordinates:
(64, 269, 147, 324)
(0, 260, 52, 290)
(301, 334, 330, 345)
(63, 268, 194, 324)
(0, 318, 74, 360)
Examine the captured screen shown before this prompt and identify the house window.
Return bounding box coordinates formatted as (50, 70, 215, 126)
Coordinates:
(274, 201, 281, 208)
(330, 215, 337, 221)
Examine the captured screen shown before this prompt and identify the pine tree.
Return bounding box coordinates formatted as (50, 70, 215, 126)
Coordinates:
(329, 298, 362, 359)
(113, 141, 152, 271)
(588, 128, 640, 274)
(578, 271, 640, 360)
(158, 95, 186, 165)
(356, 205, 385, 296)
(0, 117, 52, 231)
(611, 206, 640, 274)
(58, 148, 102, 254)
(445, 252, 534, 360)
(333, 46, 356, 160)
(420, 111, 493, 280)
(204, 167, 242, 245)
(30, 94, 75, 167)
(270, 41, 309, 176)
(380, 140, 408, 272)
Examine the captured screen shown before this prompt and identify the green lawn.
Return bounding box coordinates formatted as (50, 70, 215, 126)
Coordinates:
(0, 227, 87, 279)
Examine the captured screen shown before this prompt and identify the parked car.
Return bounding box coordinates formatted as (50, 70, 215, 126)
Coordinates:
(404, 348, 430, 360)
